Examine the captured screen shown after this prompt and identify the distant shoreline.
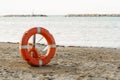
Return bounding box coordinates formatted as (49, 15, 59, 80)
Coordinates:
(2, 14, 47, 17)
(65, 14, 120, 17)
(1, 14, 120, 17)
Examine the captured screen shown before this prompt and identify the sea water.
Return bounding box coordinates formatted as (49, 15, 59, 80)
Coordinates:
(0, 16, 120, 48)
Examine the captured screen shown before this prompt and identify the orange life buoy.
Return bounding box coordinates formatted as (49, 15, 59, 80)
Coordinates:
(20, 27, 56, 66)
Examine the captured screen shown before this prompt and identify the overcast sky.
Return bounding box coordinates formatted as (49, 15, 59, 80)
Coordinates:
(0, 0, 120, 15)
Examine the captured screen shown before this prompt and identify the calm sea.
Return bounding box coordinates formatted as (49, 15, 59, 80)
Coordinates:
(0, 16, 120, 48)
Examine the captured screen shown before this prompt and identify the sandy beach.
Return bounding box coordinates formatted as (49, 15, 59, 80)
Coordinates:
(0, 42, 120, 80)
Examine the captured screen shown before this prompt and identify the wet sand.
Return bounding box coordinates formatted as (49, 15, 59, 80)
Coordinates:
(0, 42, 120, 80)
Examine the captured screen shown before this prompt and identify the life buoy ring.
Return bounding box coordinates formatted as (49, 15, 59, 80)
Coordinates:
(20, 27, 56, 66)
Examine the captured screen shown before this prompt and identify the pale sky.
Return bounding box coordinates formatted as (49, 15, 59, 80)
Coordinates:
(0, 0, 120, 15)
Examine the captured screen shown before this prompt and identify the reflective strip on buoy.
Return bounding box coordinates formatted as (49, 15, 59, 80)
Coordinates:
(20, 45, 28, 49)
(39, 60, 43, 66)
(37, 27, 41, 34)
(48, 44, 56, 48)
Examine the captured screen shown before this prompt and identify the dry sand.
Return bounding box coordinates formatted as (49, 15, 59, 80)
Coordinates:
(0, 42, 120, 80)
